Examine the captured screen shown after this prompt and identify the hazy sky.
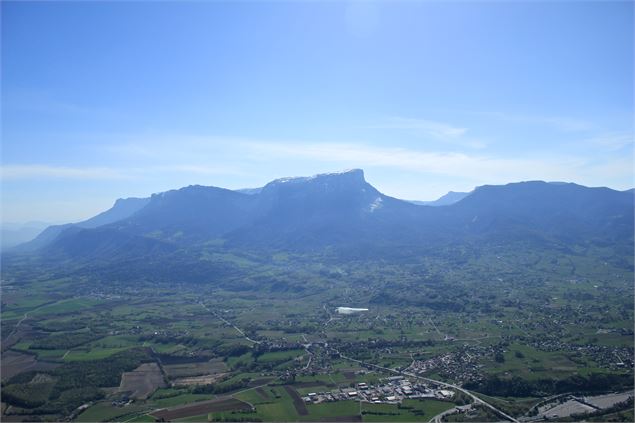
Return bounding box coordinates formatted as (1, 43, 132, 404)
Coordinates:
(2, 1, 633, 223)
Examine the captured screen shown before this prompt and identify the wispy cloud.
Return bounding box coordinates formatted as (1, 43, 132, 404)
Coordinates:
(0, 164, 245, 181)
(5, 89, 121, 120)
(95, 132, 634, 186)
(583, 157, 634, 182)
(583, 131, 634, 151)
(151, 164, 246, 176)
(368, 117, 488, 149)
(537, 117, 594, 132)
(9, 132, 630, 190)
(372, 117, 468, 138)
(244, 141, 596, 183)
(103, 135, 250, 162)
(475, 111, 594, 132)
(1, 165, 130, 180)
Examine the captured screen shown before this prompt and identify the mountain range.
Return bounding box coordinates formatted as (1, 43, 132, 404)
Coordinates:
(8, 169, 634, 264)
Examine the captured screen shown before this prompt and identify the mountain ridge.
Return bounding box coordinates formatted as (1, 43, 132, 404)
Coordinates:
(8, 170, 633, 261)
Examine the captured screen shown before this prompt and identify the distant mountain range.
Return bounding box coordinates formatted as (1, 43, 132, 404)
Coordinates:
(1, 221, 51, 250)
(14, 197, 150, 252)
(9, 169, 634, 262)
(409, 191, 470, 206)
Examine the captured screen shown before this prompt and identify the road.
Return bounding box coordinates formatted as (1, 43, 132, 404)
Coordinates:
(429, 404, 471, 423)
(337, 352, 519, 423)
(4, 300, 58, 346)
(199, 302, 261, 344)
(303, 349, 313, 370)
(6, 311, 30, 340)
(323, 304, 335, 326)
(428, 318, 444, 338)
(4, 299, 64, 344)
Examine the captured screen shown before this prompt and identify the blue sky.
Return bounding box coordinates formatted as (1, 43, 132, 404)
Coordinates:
(2, 1, 633, 223)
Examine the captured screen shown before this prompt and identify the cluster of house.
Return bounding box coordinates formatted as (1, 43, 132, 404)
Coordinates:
(302, 376, 454, 405)
(406, 346, 487, 384)
(111, 396, 134, 407)
(527, 340, 634, 370)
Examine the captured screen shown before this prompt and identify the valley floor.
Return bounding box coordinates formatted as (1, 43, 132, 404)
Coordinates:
(1, 246, 633, 421)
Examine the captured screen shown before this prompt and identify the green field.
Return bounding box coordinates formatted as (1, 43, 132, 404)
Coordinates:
(362, 399, 455, 422)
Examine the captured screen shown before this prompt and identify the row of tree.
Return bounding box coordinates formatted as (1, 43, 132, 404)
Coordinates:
(464, 373, 634, 397)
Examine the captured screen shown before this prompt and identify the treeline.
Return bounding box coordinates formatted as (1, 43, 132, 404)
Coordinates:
(33, 320, 87, 332)
(139, 333, 198, 346)
(252, 344, 300, 358)
(209, 417, 262, 422)
(230, 358, 293, 373)
(361, 411, 400, 416)
(370, 292, 466, 313)
(29, 331, 103, 350)
(241, 318, 318, 335)
(216, 344, 252, 358)
(191, 377, 250, 395)
(249, 323, 316, 334)
(465, 373, 634, 397)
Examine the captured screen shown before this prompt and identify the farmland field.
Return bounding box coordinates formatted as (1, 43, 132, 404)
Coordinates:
(164, 358, 228, 378)
(151, 397, 252, 420)
(119, 362, 166, 399)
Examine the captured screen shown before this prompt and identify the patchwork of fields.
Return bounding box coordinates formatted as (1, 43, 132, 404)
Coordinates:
(1, 246, 633, 421)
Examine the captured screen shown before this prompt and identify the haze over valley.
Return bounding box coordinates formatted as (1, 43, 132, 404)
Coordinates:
(2, 1, 633, 422)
